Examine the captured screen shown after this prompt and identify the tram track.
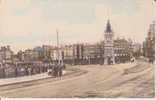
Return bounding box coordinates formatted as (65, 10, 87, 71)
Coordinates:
(123, 61, 151, 75)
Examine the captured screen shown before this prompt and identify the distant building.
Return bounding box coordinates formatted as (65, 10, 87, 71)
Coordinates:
(132, 43, 142, 57)
(23, 49, 38, 61)
(33, 46, 43, 60)
(33, 46, 42, 52)
(0, 45, 14, 63)
(104, 20, 115, 64)
(73, 44, 83, 60)
(114, 38, 132, 63)
(12, 54, 20, 63)
(17, 50, 25, 61)
(62, 45, 74, 64)
(42, 45, 54, 61)
(83, 43, 102, 64)
(143, 21, 155, 61)
(83, 44, 99, 58)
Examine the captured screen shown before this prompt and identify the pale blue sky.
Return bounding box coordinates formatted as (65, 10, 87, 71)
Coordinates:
(12, 0, 138, 24)
(0, 0, 155, 52)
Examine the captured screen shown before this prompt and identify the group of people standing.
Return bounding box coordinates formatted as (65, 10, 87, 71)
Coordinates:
(0, 62, 66, 78)
(48, 63, 66, 78)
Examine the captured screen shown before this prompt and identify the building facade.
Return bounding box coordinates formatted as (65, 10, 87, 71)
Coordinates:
(33, 46, 43, 60)
(23, 49, 40, 62)
(73, 44, 83, 60)
(132, 43, 142, 57)
(0, 46, 14, 63)
(73, 44, 84, 64)
(17, 50, 25, 61)
(114, 38, 132, 63)
(143, 21, 155, 62)
(42, 45, 53, 60)
(62, 45, 74, 64)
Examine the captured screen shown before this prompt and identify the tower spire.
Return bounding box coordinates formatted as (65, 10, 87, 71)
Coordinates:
(105, 19, 112, 33)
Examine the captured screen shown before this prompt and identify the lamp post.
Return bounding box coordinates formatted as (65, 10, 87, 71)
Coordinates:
(56, 29, 60, 64)
(56, 29, 64, 65)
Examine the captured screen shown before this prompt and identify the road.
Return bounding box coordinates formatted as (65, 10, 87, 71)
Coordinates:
(0, 59, 155, 98)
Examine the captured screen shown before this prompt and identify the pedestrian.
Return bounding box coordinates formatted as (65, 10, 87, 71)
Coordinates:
(63, 63, 66, 69)
(25, 67, 28, 76)
(51, 63, 54, 76)
(28, 67, 31, 75)
(15, 67, 18, 77)
(54, 64, 58, 77)
(1, 67, 5, 78)
(42, 64, 45, 73)
(54, 63, 59, 77)
(45, 64, 48, 72)
(33, 65, 36, 75)
(38, 66, 41, 73)
(57, 64, 60, 77)
(59, 64, 63, 79)
(53, 65, 56, 76)
(31, 67, 34, 75)
(48, 65, 51, 76)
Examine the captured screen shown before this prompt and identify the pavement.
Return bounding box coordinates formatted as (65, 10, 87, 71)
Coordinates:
(0, 73, 51, 86)
(0, 70, 69, 86)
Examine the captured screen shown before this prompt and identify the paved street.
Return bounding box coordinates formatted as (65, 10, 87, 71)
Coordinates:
(0, 59, 154, 98)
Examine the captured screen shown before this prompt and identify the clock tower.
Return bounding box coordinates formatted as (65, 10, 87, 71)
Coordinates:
(104, 20, 115, 64)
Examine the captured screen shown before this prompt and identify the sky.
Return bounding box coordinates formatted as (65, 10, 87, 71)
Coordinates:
(0, 0, 156, 53)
